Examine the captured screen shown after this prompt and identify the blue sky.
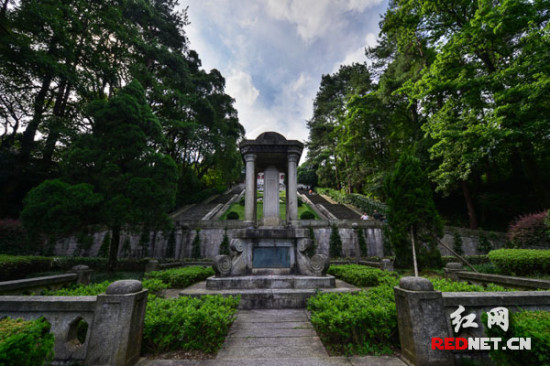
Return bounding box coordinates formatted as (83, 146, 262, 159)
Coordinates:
(183, 0, 389, 147)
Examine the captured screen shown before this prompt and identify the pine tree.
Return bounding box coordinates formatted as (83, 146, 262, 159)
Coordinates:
(305, 227, 317, 257)
(329, 225, 343, 258)
(98, 232, 110, 258)
(219, 228, 230, 255)
(191, 229, 201, 259)
(385, 153, 443, 269)
(165, 229, 176, 258)
(357, 228, 367, 257)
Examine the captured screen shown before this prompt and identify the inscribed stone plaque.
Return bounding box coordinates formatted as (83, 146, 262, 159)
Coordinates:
(252, 247, 290, 268)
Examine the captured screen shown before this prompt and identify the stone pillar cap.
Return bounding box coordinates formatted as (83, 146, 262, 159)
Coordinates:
(446, 262, 463, 269)
(106, 280, 143, 294)
(71, 265, 90, 270)
(399, 276, 434, 291)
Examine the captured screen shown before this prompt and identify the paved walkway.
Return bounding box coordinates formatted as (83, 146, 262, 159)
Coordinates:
(138, 309, 406, 366)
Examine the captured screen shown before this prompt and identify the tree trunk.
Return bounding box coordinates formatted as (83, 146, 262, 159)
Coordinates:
(108, 225, 121, 271)
(461, 180, 478, 229)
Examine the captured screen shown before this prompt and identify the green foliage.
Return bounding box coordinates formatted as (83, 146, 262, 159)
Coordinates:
(316, 188, 387, 215)
(0, 317, 55, 366)
(305, 227, 318, 257)
(441, 255, 489, 265)
(0, 255, 53, 281)
(453, 232, 464, 256)
(0, 220, 30, 255)
(144, 266, 214, 288)
(329, 225, 343, 258)
(328, 265, 399, 288)
(357, 228, 367, 257)
(191, 229, 201, 259)
(477, 232, 493, 254)
(483, 310, 550, 366)
(488, 249, 550, 275)
(219, 229, 230, 256)
(226, 211, 239, 220)
(165, 230, 176, 258)
(507, 211, 550, 249)
(98, 233, 110, 258)
(142, 295, 239, 354)
(429, 278, 509, 292)
(300, 211, 315, 220)
(385, 153, 443, 269)
(307, 289, 397, 355)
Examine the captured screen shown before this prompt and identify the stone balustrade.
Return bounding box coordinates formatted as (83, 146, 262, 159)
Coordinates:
(394, 276, 550, 366)
(0, 265, 93, 295)
(0, 280, 147, 366)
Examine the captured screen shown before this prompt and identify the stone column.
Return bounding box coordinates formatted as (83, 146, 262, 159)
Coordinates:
(394, 277, 454, 366)
(263, 166, 280, 226)
(287, 153, 299, 224)
(244, 153, 256, 224)
(86, 280, 148, 366)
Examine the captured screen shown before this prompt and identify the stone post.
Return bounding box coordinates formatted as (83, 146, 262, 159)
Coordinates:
(244, 153, 256, 224)
(68, 265, 93, 285)
(263, 166, 280, 226)
(394, 277, 454, 366)
(86, 280, 148, 366)
(287, 153, 299, 224)
(444, 262, 464, 282)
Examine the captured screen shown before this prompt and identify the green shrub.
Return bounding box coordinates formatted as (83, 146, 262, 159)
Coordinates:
(43, 278, 167, 296)
(429, 278, 510, 292)
(507, 211, 550, 249)
(300, 211, 315, 220)
(226, 211, 239, 220)
(0, 219, 30, 255)
(328, 265, 399, 287)
(441, 255, 489, 265)
(165, 230, 176, 258)
(453, 232, 464, 256)
(191, 229, 201, 259)
(488, 249, 550, 275)
(478, 232, 493, 254)
(307, 288, 397, 355)
(329, 225, 343, 258)
(144, 266, 214, 288)
(0, 317, 55, 366)
(0, 255, 53, 281)
(142, 295, 239, 354)
(483, 310, 550, 366)
(357, 228, 367, 257)
(98, 233, 110, 258)
(219, 229, 230, 255)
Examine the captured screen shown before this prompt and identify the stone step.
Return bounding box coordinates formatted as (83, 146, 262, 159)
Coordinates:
(180, 281, 358, 309)
(205, 275, 335, 290)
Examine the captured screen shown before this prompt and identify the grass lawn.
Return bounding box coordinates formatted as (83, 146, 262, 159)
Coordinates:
(220, 201, 319, 221)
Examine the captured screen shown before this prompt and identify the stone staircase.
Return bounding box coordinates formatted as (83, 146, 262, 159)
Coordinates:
(305, 193, 360, 220)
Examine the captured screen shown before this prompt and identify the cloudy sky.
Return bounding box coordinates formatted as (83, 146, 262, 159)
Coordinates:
(183, 0, 389, 147)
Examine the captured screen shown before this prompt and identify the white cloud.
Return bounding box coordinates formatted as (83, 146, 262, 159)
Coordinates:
(332, 32, 378, 72)
(226, 70, 260, 106)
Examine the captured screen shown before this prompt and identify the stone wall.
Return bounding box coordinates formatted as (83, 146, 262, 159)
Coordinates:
(0, 280, 147, 366)
(53, 221, 503, 260)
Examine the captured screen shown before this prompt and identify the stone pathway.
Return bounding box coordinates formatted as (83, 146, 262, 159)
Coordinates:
(138, 309, 406, 366)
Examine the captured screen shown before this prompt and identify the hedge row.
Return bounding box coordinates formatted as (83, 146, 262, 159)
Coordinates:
(488, 249, 550, 275)
(142, 295, 239, 354)
(328, 265, 399, 287)
(43, 278, 167, 297)
(484, 310, 550, 365)
(441, 255, 490, 265)
(311, 264, 515, 356)
(315, 188, 387, 215)
(0, 255, 152, 281)
(144, 266, 214, 288)
(0, 317, 55, 366)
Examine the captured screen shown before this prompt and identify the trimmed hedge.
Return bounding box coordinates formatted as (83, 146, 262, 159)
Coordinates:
(488, 249, 550, 275)
(0, 255, 53, 281)
(144, 266, 214, 288)
(142, 295, 239, 354)
(0, 317, 55, 366)
(307, 286, 397, 355)
(328, 265, 399, 287)
(43, 278, 167, 296)
(484, 310, 550, 366)
(441, 255, 489, 265)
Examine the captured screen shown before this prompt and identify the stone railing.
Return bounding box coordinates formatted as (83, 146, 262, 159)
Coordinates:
(444, 262, 550, 290)
(0, 280, 147, 366)
(394, 276, 550, 365)
(0, 265, 93, 295)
